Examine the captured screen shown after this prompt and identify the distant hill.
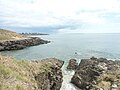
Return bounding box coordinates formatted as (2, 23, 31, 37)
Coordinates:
(0, 29, 25, 40)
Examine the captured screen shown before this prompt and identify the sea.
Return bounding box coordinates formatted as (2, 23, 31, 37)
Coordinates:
(1, 33, 120, 90)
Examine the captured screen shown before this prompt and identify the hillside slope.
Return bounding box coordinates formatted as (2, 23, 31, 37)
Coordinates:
(0, 56, 64, 90)
(0, 29, 50, 51)
(0, 29, 25, 40)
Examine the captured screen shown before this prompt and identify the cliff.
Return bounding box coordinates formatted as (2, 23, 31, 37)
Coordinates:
(0, 56, 64, 90)
(71, 57, 120, 90)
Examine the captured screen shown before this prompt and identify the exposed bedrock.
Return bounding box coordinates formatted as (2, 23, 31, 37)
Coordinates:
(71, 57, 120, 90)
(67, 59, 78, 70)
(0, 37, 50, 51)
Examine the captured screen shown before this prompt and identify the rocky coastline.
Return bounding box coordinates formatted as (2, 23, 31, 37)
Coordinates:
(70, 57, 120, 90)
(0, 37, 50, 51)
(0, 56, 64, 90)
(1, 55, 120, 90)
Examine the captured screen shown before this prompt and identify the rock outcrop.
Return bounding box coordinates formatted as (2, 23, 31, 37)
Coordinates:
(67, 59, 78, 70)
(0, 37, 50, 51)
(0, 56, 64, 90)
(34, 58, 64, 90)
(71, 57, 120, 90)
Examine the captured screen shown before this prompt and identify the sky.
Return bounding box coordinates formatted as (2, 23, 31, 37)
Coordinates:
(0, 0, 120, 33)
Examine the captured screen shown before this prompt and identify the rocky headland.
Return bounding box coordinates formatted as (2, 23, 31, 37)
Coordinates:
(0, 56, 64, 90)
(71, 57, 120, 90)
(20, 33, 49, 35)
(0, 29, 50, 51)
(0, 37, 50, 51)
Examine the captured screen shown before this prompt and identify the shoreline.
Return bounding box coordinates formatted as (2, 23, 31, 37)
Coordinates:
(0, 55, 120, 90)
(0, 37, 50, 51)
(70, 57, 120, 90)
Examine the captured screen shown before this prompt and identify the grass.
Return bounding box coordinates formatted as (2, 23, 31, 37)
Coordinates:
(97, 81, 111, 90)
(1, 85, 12, 90)
(0, 55, 55, 90)
(16, 85, 24, 90)
(16, 75, 29, 83)
(96, 70, 120, 89)
(0, 64, 12, 78)
(0, 60, 30, 89)
(13, 60, 29, 70)
(0, 29, 25, 40)
(40, 63, 52, 74)
(0, 35, 12, 40)
(0, 56, 31, 90)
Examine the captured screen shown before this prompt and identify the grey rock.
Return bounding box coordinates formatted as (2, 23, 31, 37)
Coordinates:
(71, 57, 120, 90)
(34, 58, 64, 90)
(67, 59, 78, 70)
(0, 37, 50, 51)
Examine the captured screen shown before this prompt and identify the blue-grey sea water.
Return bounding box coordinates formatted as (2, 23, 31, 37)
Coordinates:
(1, 33, 120, 90)
(1, 33, 120, 61)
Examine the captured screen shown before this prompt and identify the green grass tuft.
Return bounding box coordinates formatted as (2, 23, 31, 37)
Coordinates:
(16, 85, 24, 90)
(0, 64, 12, 78)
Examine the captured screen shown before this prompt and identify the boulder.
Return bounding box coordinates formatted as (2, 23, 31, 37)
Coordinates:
(0, 46, 4, 51)
(67, 59, 78, 70)
(71, 57, 120, 90)
(90, 56, 97, 60)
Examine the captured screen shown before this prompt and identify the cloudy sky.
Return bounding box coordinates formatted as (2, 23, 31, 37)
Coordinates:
(0, 0, 120, 33)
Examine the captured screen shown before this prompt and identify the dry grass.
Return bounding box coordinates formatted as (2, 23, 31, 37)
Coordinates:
(0, 55, 55, 90)
(0, 29, 25, 40)
(0, 55, 37, 90)
(96, 69, 120, 90)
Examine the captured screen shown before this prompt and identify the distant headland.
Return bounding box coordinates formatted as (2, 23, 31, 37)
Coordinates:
(19, 32, 49, 35)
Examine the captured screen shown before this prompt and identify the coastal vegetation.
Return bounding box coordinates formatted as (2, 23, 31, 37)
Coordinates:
(0, 29, 63, 90)
(0, 28, 25, 40)
(0, 55, 64, 90)
(0, 29, 50, 51)
(1, 28, 120, 90)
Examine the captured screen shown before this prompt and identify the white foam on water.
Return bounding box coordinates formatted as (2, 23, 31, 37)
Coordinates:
(60, 68, 80, 90)
(61, 83, 78, 90)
